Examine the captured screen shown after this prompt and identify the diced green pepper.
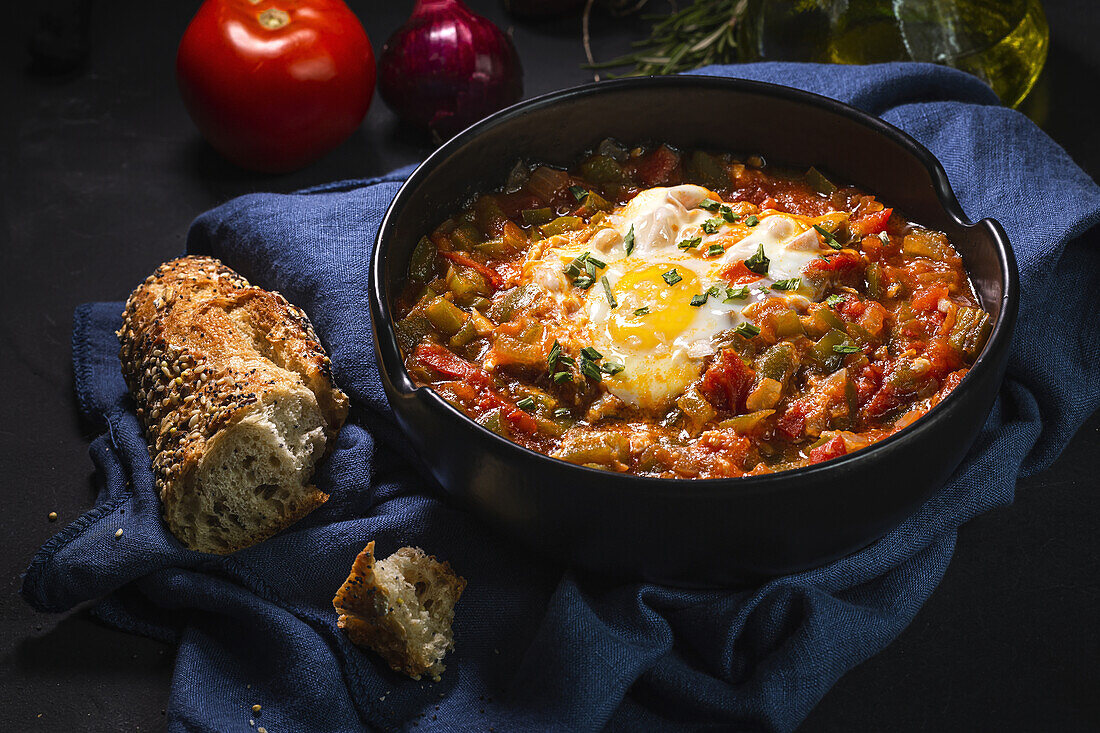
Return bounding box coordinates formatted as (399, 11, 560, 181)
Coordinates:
(487, 283, 540, 322)
(521, 207, 554, 225)
(579, 155, 626, 184)
(949, 306, 991, 359)
(394, 312, 433, 352)
(408, 236, 437, 283)
(758, 342, 797, 384)
(474, 195, 507, 237)
(424, 296, 468, 336)
(865, 262, 883, 299)
(814, 306, 846, 333)
(474, 238, 506, 259)
(541, 216, 584, 237)
(477, 408, 510, 438)
(448, 317, 478, 348)
(810, 329, 850, 371)
(581, 190, 612, 212)
(805, 166, 837, 194)
(773, 310, 805, 338)
(450, 223, 481, 251)
(445, 266, 490, 302)
(718, 409, 775, 434)
(685, 150, 729, 188)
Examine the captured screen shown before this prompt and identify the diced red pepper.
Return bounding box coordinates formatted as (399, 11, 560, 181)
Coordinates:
(808, 435, 848, 464)
(439, 250, 503, 289)
(850, 207, 893, 237)
(633, 145, 681, 187)
(804, 250, 862, 280)
(911, 285, 949, 312)
(699, 349, 755, 412)
(719, 261, 764, 286)
(776, 399, 809, 440)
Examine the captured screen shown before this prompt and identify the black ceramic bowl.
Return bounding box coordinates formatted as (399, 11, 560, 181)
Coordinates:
(370, 76, 1018, 586)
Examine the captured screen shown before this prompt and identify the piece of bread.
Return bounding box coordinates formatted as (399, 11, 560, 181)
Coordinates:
(333, 542, 467, 679)
(117, 255, 348, 554)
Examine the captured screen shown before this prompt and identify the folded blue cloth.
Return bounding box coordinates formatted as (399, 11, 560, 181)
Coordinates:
(23, 62, 1100, 732)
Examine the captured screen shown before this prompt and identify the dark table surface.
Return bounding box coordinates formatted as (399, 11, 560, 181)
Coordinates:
(2, 1, 1098, 730)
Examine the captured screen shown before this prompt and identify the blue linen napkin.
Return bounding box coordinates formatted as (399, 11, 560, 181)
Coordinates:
(23, 62, 1100, 732)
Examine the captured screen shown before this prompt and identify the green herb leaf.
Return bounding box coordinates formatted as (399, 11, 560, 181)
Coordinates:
(720, 205, 739, 223)
(623, 225, 635, 256)
(569, 185, 588, 202)
(580, 346, 603, 360)
(585, 259, 597, 278)
(580, 357, 603, 381)
(744, 215, 759, 227)
(879, 231, 891, 245)
(771, 277, 801, 291)
(826, 294, 845, 307)
(516, 396, 536, 412)
(734, 322, 761, 338)
(744, 243, 769, 275)
(690, 293, 709, 307)
(707, 243, 725, 257)
(678, 236, 702, 250)
(564, 251, 590, 276)
(601, 275, 617, 308)
(813, 224, 842, 250)
(833, 342, 860, 354)
(553, 407, 571, 417)
(587, 255, 607, 269)
(662, 268, 682, 286)
(633, 306, 650, 316)
(552, 371, 574, 384)
(573, 275, 595, 289)
(699, 199, 721, 212)
(548, 339, 562, 374)
(724, 285, 749, 301)
(702, 217, 723, 234)
(600, 361, 625, 375)
(707, 285, 723, 298)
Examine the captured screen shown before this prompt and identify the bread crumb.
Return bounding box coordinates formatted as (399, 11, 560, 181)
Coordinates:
(114, 528, 124, 539)
(48, 512, 58, 521)
(257, 728, 267, 733)
(252, 704, 261, 714)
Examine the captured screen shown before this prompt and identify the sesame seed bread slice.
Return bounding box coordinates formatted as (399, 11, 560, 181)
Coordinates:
(333, 542, 467, 679)
(117, 255, 348, 554)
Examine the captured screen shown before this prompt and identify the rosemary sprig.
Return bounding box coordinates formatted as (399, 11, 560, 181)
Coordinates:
(584, 0, 749, 78)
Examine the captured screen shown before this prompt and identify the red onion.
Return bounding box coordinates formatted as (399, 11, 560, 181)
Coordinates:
(379, 0, 523, 141)
(503, 0, 585, 19)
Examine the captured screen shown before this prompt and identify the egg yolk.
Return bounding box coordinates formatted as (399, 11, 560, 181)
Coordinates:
(608, 264, 701, 350)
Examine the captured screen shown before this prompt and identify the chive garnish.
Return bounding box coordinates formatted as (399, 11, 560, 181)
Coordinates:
(771, 277, 801, 291)
(633, 306, 650, 316)
(516, 396, 536, 412)
(833, 342, 860, 354)
(548, 339, 562, 374)
(623, 225, 635, 256)
(587, 255, 607, 269)
(569, 185, 588, 202)
(553, 407, 571, 417)
(552, 371, 573, 384)
(744, 243, 769, 275)
(601, 275, 617, 308)
(600, 361, 625, 375)
(573, 275, 595, 289)
(678, 237, 702, 250)
(581, 346, 602, 360)
(702, 217, 723, 234)
(734, 322, 761, 338)
(690, 293, 709, 307)
(707, 285, 723, 298)
(878, 231, 891, 245)
(724, 285, 749, 301)
(699, 199, 721, 212)
(580, 357, 603, 381)
(744, 215, 759, 227)
(662, 268, 682, 286)
(564, 251, 591, 276)
(826, 294, 845, 307)
(706, 243, 725, 257)
(814, 224, 842, 250)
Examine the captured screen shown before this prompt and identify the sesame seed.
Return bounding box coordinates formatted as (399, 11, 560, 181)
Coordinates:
(114, 528, 124, 539)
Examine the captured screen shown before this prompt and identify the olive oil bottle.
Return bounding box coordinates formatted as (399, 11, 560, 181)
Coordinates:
(738, 0, 1049, 108)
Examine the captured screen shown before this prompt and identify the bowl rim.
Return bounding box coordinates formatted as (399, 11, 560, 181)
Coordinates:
(371, 74, 1019, 497)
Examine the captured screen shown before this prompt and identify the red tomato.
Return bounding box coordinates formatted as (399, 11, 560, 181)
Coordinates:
(176, 0, 375, 173)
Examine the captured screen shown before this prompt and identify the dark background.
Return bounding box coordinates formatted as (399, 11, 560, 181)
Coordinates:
(2, 1, 1097, 730)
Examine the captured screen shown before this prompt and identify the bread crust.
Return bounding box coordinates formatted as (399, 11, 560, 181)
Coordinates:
(117, 255, 348, 553)
(334, 541, 467, 679)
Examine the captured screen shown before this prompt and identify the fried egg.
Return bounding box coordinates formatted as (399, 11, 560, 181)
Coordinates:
(525, 185, 841, 412)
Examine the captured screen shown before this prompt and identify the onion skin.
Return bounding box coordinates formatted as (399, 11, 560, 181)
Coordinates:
(379, 0, 523, 141)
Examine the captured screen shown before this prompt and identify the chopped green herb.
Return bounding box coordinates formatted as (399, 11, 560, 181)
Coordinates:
(879, 231, 891, 245)
(552, 371, 573, 384)
(707, 285, 724, 298)
(826, 294, 845, 307)
(564, 251, 591, 276)
(601, 275, 617, 308)
(678, 236, 702, 250)
(573, 275, 595, 289)
(813, 224, 842, 250)
(734, 322, 761, 338)
(662, 268, 683, 286)
(569, 185, 588, 202)
(702, 218, 723, 234)
(516, 397, 536, 412)
(580, 357, 603, 381)
(744, 215, 759, 227)
(699, 199, 721, 212)
(724, 285, 749, 301)
(690, 293, 709, 307)
(720, 205, 740, 223)
(706, 243, 725, 257)
(633, 306, 650, 316)
(580, 346, 603, 360)
(587, 255, 607, 269)
(771, 277, 801, 291)
(558, 354, 576, 368)
(744, 244, 770, 275)
(547, 339, 562, 374)
(600, 361, 625, 375)
(833, 342, 860, 354)
(553, 407, 571, 417)
(623, 225, 635, 256)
